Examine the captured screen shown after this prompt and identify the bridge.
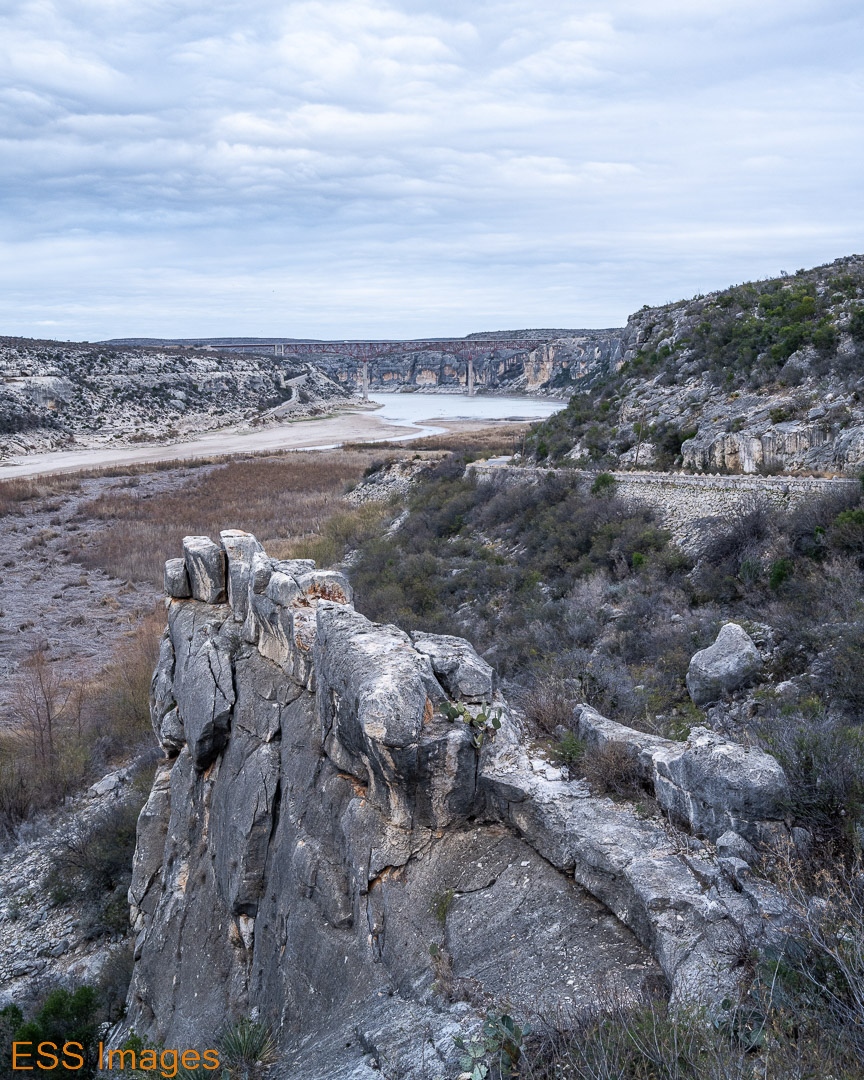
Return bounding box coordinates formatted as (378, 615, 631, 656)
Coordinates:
(213, 338, 544, 358)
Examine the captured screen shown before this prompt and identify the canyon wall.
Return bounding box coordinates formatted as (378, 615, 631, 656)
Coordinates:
(221, 330, 628, 395)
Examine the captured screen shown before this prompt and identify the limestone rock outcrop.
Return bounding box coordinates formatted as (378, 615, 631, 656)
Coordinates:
(122, 533, 793, 1076)
(575, 707, 789, 845)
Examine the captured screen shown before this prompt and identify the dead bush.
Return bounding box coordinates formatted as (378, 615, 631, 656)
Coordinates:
(88, 607, 165, 747)
(0, 613, 163, 838)
(580, 742, 644, 798)
(522, 987, 863, 1079)
(519, 674, 580, 736)
(767, 848, 864, 1058)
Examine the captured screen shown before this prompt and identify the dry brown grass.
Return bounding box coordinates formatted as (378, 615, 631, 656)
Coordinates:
(77, 450, 386, 584)
(0, 475, 83, 515)
(344, 422, 530, 455)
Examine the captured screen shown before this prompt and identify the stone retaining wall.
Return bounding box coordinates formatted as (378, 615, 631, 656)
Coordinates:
(472, 462, 859, 551)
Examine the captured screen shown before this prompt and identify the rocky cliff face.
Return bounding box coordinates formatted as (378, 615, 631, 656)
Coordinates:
(201, 330, 628, 397)
(329, 332, 625, 395)
(0, 339, 353, 458)
(123, 532, 795, 1076)
(530, 254, 864, 474)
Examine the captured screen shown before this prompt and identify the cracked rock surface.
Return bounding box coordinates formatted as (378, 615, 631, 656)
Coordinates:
(122, 533, 791, 1077)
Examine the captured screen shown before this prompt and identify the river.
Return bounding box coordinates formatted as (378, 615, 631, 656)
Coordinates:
(0, 393, 565, 480)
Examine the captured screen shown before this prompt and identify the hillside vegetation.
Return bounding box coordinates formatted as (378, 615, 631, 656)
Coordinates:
(530, 255, 864, 474)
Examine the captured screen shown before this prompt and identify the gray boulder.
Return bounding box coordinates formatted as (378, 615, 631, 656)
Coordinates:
(182, 535, 227, 604)
(686, 623, 762, 705)
(163, 557, 191, 599)
(653, 727, 789, 843)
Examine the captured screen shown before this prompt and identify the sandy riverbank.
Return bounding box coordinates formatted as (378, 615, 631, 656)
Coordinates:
(0, 411, 426, 480)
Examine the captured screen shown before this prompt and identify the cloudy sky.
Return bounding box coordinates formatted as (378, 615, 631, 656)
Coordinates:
(1, 0, 862, 340)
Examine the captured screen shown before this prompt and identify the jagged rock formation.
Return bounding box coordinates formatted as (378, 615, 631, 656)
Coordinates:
(123, 532, 796, 1076)
(575, 708, 788, 846)
(0, 338, 353, 458)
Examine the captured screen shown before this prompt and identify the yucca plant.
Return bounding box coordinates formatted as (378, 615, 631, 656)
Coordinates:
(219, 1018, 277, 1080)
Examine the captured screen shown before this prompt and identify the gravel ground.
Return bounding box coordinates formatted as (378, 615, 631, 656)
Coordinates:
(0, 466, 219, 721)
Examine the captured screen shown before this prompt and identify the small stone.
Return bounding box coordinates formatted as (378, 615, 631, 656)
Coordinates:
(716, 829, 758, 865)
(89, 772, 121, 797)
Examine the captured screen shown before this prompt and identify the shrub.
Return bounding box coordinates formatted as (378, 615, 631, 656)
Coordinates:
(849, 305, 864, 343)
(580, 742, 643, 797)
(521, 987, 862, 1079)
(0, 613, 162, 839)
(44, 794, 146, 934)
(551, 731, 585, 771)
(757, 712, 864, 849)
(519, 675, 579, 735)
(590, 472, 616, 496)
(769, 557, 793, 590)
(828, 507, 864, 561)
(11, 987, 101, 1078)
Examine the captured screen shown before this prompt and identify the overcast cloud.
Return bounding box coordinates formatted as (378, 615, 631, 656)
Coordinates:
(1, 0, 862, 339)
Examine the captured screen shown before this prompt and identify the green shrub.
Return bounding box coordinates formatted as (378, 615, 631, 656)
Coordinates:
(44, 795, 145, 934)
(454, 1012, 529, 1079)
(590, 472, 616, 496)
(769, 557, 793, 590)
(11, 987, 101, 1077)
(551, 731, 585, 769)
(828, 507, 864, 560)
(849, 305, 864, 342)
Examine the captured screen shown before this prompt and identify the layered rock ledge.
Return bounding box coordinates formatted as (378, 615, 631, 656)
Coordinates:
(123, 532, 793, 1077)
